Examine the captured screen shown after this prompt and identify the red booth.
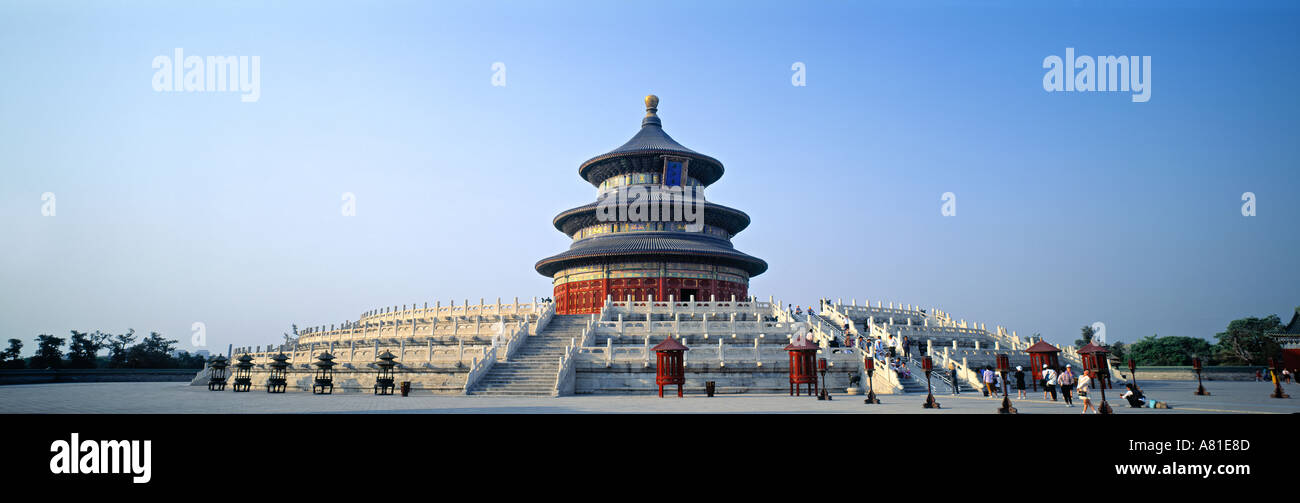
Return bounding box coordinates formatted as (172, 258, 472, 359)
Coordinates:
(786, 334, 819, 396)
(1025, 340, 1061, 391)
(1078, 342, 1112, 389)
(653, 336, 689, 398)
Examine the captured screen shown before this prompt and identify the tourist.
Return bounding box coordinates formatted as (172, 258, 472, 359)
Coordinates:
(1058, 364, 1075, 407)
(1122, 383, 1172, 409)
(949, 361, 960, 395)
(993, 370, 1003, 397)
(1121, 383, 1144, 408)
(1014, 365, 1027, 399)
(1255, 368, 1263, 382)
(982, 366, 996, 397)
(901, 335, 911, 357)
(1042, 364, 1058, 401)
(1077, 370, 1095, 414)
(1284, 369, 1293, 383)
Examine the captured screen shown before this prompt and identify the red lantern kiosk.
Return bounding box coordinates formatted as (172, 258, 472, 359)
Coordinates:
(786, 334, 819, 397)
(1078, 342, 1112, 389)
(1025, 340, 1061, 391)
(653, 336, 689, 398)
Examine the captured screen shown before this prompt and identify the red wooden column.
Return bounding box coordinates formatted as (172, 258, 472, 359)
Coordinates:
(653, 336, 689, 397)
(785, 334, 819, 396)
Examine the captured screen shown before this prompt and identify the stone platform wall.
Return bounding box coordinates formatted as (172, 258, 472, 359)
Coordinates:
(574, 351, 871, 395)
(1112, 366, 1262, 382)
(0, 369, 200, 385)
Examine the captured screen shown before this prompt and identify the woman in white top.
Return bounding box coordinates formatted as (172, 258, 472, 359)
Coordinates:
(1077, 371, 1095, 414)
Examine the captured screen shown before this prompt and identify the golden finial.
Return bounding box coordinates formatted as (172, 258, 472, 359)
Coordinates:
(643, 94, 661, 126)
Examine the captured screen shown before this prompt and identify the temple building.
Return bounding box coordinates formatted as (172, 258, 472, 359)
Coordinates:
(536, 95, 767, 314)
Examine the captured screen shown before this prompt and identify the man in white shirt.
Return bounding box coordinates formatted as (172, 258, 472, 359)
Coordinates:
(1042, 364, 1058, 401)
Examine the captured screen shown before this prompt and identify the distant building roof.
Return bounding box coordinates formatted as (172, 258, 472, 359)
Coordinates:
(651, 336, 689, 352)
(1025, 340, 1061, 353)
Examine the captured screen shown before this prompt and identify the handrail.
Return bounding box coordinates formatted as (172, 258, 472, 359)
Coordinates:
(461, 345, 496, 394)
(553, 335, 581, 397)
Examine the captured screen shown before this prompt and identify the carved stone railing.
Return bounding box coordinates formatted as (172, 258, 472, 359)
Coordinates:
(554, 335, 581, 397)
(461, 345, 498, 394)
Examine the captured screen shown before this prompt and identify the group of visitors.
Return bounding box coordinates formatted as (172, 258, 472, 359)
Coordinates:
(1258, 367, 1294, 383)
(1036, 364, 1080, 408)
(982, 363, 1096, 414)
(887, 357, 912, 379)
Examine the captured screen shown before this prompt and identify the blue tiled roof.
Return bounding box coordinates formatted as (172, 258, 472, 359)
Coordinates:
(535, 232, 767, 277)
(580, 123, 723, 169)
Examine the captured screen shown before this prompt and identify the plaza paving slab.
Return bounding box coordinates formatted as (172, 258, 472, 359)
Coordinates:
(0, 380, 1295, 414)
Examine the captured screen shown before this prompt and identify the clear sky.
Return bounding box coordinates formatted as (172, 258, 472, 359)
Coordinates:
(1, 0, 1296, 355)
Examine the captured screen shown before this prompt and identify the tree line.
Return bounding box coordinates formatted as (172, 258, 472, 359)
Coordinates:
(1072, 311, 1293, 367)
(0, 330, 207, 370)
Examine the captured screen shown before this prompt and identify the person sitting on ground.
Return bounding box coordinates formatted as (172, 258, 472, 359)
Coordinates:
(1121, 383, 1172, 409)
(1121, 383, 1145, 408)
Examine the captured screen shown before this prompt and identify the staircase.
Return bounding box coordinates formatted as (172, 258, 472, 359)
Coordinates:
(468, 314, 589, 396)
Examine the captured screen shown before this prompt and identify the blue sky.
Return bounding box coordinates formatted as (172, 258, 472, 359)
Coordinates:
(1, 0, 1296, 355)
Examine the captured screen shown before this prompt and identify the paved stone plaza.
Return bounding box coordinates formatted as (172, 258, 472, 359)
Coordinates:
(0, 380, 1294, 414)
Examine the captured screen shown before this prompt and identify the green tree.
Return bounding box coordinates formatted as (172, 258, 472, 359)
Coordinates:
(31, 334, 66, 369)
(66, 330, 111, 369)
(1127, 334, 1214, 366)
(125, 332, 178, 368)
(1074, 325, 1095, 348)
(1, 338, 24, 369)
(106, 329, 137, 368)
(1213, 315, 1283, 365)
(1108, 341, 1127, 361)
(171, 350, 207, 369)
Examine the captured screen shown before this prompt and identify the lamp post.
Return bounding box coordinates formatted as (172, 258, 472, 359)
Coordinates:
(206, 355, 229, 391)
(922, 356, 940, 409)
(863, 356, 879, 404)
(1269, 357, 1291, 399)
(817, 357, 830, 401)
(995, 353, 1017, 414)
(232, 354, 254, 392)
(1093, 359, 1112, 414)
(1127, 358, 1137, 387)
(1192, 357, 1210, 396)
